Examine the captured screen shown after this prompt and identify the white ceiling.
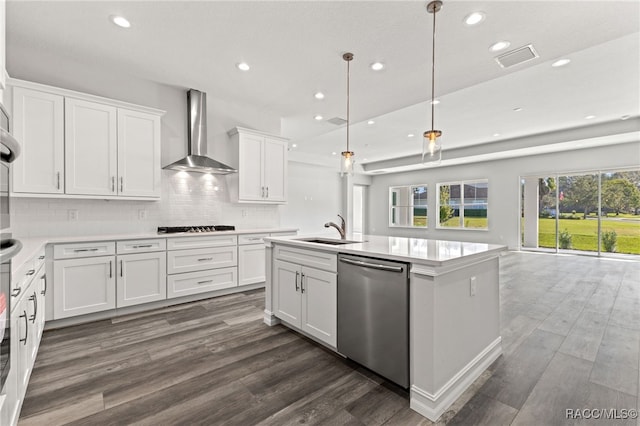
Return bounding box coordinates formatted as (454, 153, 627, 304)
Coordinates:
(6, 1, 640, 171)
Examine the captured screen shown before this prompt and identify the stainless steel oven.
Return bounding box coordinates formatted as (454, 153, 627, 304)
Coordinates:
(0, 100, 21, 391)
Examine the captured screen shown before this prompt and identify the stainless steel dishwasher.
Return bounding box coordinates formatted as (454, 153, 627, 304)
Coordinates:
(337, 253, 409, 388)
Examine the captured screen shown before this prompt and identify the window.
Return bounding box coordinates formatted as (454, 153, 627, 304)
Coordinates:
(437, 180, 488, 229)
(389, 185, 428, 227)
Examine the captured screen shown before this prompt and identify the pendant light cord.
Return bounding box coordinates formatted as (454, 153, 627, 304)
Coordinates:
(430, 4, 437, 132)
(346, 56, 350, 152)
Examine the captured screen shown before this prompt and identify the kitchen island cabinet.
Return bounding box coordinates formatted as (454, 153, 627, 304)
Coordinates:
(264, 234, 506, 422)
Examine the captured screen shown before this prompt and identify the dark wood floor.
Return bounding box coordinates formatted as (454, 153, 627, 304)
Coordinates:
(18, 252, 640, 425)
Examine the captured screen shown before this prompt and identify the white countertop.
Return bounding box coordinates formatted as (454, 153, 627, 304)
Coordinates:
(10, 228, 297, 281)
(265, 234, 507, 266)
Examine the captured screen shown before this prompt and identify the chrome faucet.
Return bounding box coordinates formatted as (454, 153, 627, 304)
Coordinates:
(324, 214, 346, 239)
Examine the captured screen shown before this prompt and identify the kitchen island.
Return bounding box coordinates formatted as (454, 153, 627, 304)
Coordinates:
(263, 234, 507, 422)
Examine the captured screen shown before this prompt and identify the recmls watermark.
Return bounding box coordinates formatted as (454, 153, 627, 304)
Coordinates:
(566, 409, 638, 420)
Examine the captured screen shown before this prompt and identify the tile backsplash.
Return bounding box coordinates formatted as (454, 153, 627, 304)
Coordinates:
(11, 170, 280, 237)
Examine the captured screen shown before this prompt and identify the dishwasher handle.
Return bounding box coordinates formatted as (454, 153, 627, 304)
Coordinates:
(339, 257, 404, 273)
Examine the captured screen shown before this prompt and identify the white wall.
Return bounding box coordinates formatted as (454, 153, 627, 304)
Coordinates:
(7, 43, 285, 237)
(367, 142, 640, 249)
(279, 161, 341, 236)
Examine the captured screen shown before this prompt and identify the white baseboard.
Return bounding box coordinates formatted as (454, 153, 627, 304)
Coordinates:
(410, 337, 502, 421)
(263, 309, 281, 326)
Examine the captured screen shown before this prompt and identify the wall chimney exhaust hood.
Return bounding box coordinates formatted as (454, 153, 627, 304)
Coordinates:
(163, 89, 237, 174)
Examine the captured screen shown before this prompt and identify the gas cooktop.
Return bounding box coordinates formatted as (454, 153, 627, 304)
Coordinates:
(157, 225, 236, 234)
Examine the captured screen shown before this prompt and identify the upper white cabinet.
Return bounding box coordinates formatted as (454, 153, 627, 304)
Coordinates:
(9, 79, 163, 199)
(117, 108, 161, 197)
(65, 98, 118, 196)
(12, 87, 65, 194)
(228, 127, 288, 204)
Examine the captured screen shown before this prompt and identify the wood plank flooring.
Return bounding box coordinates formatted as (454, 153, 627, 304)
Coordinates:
(19, 252, 640, 425)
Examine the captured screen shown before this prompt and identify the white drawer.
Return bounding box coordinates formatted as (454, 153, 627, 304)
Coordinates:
(53, 241, 115, 259)
(167, 267, 237, 299)
(117, 239, 166, 254)
(167, 246, 237, 275)
(238, 233, 270, 245)
(167, 235, 237, 250)
(11, 260, 44, 305)
(273, 245, 337, 272)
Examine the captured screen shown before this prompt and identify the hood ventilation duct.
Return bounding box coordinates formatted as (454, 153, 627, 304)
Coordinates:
(163, 89, 237, 174)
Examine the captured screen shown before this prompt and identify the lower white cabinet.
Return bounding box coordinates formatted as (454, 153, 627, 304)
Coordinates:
(116, 252, 166, 308)
(167, 267, 237, 299)
(53, 256, 116, 319)
(273, 259, 337, 347)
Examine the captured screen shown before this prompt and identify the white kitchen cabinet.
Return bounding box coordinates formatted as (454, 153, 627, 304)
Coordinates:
(167, 267, 237, 299)
(273, 259, 337, 347)
(11, 87, 64, 194)
(8, 78, 164, 200)
(117, 108, 161, 197)
(116, 251, 166, 308)
(65, 97, 118, 196)
(237, 233, 269, 286)
(228, 127, 288, 204)
(53, 255, 116, 319)
(167, 246, 237, 275)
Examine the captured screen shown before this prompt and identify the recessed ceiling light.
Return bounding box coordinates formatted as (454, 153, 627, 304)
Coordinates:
(513, 107, 523, 112)
(363, 158, 368, 161)
(489, 41, 510, 52)
(367, 120, 375, 125)
(464, 11, 485, 26)
(314, 115, 323, 121)
(407, 134, 415, 138)
(431, 99, 440, 105)
(291, 144, 297, 148)
(584, 115, 596, 120)
(551, 58, 571, 68)
(110, 15, 131, 28)
(331, 152, 337, 156)
(314, 92, 325, 100)
(370, 62, 385, 71)
(621, 115, 631, 120)
(236, 62, 250, 71)
(493, 133, 501, 137)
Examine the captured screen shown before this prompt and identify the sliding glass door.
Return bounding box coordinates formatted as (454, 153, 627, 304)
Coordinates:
(521, 168, 639, 257)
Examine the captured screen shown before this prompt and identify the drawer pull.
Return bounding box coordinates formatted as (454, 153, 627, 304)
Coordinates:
(38, 255, 45, 260)
(197, 280, 213, 285)
(20, 311, 28, 345)
(41, 274, 47, 296)
(133, 244, 153, 249)
(197, 257, 213, 262)
(12, 287, 21, 298)
(247, 237, 262, 241)
(26, 269, 36, 276)
(73, 248, 99, 253)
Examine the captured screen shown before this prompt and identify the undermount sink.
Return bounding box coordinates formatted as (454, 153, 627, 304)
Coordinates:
(295, 237, 363, 245)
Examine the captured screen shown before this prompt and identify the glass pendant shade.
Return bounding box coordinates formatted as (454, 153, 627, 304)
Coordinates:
(341, 151, 355, 176)
(422, 130, 442, 164)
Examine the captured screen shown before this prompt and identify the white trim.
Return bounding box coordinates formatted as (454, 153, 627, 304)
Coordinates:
(410, 250, 504, 277)
(410, 337, 503, 421)
(263, 309, 280, 326)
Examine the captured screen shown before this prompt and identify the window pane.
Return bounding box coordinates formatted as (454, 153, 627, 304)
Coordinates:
(413, 206, 427, 227)
(464, 182, 488, 205)
(390, 207, 412, 226)
(412, 185, 428, 206)
(439, 184, 459, 227)
(463, 204, 487, 228)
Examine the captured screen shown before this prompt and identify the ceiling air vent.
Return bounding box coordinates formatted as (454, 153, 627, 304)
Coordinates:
(327, 117, 347, 126)
(495, 44, 539, 69)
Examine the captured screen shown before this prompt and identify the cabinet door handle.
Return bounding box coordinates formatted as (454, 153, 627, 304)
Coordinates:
(261, 186, 265, 198)
(300, 272, 305, 294)
(109, 261, 113, 278)
(120, 260, 123, 277)
(20, 311, 28, 345)
(12, 287, 21, 298)
(56, 172, 61, 190)
(74, 248, 99, 253)
(197, 257, 213, 262)
(295, 271, 300, 291)
(133, 244, 153, 249)
(266, 187, 269, 198)
(197, 280, 213, 285)
(29, 292, 37, 323)
(41, 274, 47, 296)
(112, 176, 116, 192)
(39, 255, 45, 260)
(120, 177, 124, 192)
(26, 269, 35, 276)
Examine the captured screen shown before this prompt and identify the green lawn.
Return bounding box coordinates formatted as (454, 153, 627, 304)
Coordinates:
(538, 217, 640, 254)
(439, 217, 488, 228)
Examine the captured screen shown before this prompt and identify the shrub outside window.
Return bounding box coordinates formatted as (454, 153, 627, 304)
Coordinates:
(389, 185, 428, 227)
(438, 180, 488, 229)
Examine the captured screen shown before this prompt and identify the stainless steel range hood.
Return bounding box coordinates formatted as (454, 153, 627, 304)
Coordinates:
(163, 89, 237, 174)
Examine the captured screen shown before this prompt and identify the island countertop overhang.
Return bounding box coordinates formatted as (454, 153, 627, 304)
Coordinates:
(263, 234, 507, 268)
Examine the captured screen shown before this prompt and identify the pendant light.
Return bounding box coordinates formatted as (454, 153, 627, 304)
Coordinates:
(423, 1, 443, 164)
(341, 52, 355, 176)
